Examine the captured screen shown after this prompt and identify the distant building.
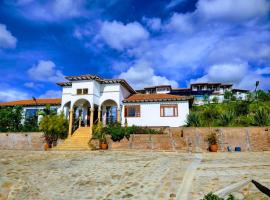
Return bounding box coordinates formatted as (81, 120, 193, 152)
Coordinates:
(0, 98, 61, 123)
(136, 82, 249, 105)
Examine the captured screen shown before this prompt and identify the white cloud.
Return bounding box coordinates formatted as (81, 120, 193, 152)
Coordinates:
(103, 0, 270, 90)
(191, 62, 270, 90)
(143, 17, 162, 31)
(118, 60, 178, 89)
(0, 24, 17, 49)
(191, 62, 248, 83)
(39, 90, 62, 98)
(255, 67, 270, 75)
(9, 0, 88, 21)
(165, 13, 194, 33)
(24, 82, 35, 88)
(0, 88, 29, 102)
(100, 21, 149, 50)
(27, 60, 65, 83)
(166, 0, 187, 10)
(197, 0, 270, 22)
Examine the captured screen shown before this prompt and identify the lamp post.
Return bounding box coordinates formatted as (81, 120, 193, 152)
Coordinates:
(32, 96, 38, 125)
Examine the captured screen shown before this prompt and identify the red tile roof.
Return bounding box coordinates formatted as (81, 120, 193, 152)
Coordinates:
(123, 93, 192, 103)
(0, 98, 61, 107)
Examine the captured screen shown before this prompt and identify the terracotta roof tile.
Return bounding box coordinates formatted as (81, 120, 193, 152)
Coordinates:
(123, 93, 192, 103)
(0, 98, 61, 107)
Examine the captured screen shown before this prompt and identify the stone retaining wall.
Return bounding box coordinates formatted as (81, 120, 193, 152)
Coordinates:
(109, 127, 270, 152)
(0, 132, 45, 150)
(1, 127, 269, 152)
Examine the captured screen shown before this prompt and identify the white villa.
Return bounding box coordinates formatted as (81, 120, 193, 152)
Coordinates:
(0, 74, 250, 137)
(57, 75, 192, 136)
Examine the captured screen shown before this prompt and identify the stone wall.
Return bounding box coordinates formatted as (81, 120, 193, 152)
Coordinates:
(0, 132, 45, 150)
(109, 127, 270, 152)
(1, 127, 269, 152)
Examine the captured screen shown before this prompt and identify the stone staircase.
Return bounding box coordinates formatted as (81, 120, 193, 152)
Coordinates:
(54, 127, 92, 150)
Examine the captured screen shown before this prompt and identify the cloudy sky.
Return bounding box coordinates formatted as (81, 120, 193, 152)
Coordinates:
(0, 0, 270, 101)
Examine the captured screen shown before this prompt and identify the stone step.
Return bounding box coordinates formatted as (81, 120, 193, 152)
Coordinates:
(53, 127, 93, 151)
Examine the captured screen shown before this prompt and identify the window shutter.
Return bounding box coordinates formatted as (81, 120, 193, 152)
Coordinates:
(124, 106, 127, 117)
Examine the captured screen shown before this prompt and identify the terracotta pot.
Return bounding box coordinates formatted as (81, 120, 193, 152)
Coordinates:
(100, 143, 108, 150)
(210, 144, 218, 152)
(44, 143, 49, 151)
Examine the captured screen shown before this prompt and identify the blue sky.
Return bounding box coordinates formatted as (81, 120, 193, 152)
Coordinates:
(0, 0, 270, 102)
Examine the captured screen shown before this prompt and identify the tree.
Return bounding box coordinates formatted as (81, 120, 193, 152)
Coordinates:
(0, 106, 23, 132)
(212, 96, 219, 104)
(224, 91, 233, 102)
(39, 113, 68, 144)
(203, 94, 210, 104)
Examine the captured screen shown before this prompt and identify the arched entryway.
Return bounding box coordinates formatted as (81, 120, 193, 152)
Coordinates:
(67, 99, 93, 137)
(100, 99, 120, 126)
(73, 99, 91, 127)
(62, 101, 71, 119)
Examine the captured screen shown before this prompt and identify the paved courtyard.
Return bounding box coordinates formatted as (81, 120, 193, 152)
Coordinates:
(0, 150, 269, 200)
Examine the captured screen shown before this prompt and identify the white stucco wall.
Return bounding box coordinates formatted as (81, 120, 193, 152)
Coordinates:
(60, 81, 131, 110)
(122, 101, 189, 127)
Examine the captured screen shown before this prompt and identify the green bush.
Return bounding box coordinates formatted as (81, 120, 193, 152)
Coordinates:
(104, 123, 130, 142)
(218, 111, 234, 126)
(186, 112, 202, 127)
(201, 193, 235, 200)
(104, 123, 163, 142)
(0, 106, 23, 132)
(22, 116, 39, 132)
(188, 98, 270, 127)
(39, 113, 68, 144)
(253, 108, 269, 126)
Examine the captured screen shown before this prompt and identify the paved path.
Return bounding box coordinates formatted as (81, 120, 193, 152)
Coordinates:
(0, 151, 269, 200)
(176, 154, 202, 200)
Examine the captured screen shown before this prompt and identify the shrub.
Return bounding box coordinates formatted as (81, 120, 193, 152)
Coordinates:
(206, 132, 217, 145)
(186, 112, 202, 127)
(253, 108, 269, 126)
(22, 116, 39, 132)
(104, 124, 163, 142)
(212, 97, 219, 104)
(104, 123, 130, 142)
(39, 113, 68, 144)
(201, 192, 235, 200)
(234, 101, 249, 116)
(0, 106, 23, 132)
(92, 122, 107, 143)
(218, 111, 234, 126)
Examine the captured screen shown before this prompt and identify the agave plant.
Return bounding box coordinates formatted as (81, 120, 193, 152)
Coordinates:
(254, 108, 269, 126)
(186, 112, 202, 127)
(219, 111, 235, 126)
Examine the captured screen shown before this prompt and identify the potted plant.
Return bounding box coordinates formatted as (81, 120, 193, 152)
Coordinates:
(206, 132, 218, 152)
(92, 122, 108, 150)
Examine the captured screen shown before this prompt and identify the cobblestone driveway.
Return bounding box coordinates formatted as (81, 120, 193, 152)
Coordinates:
(0, 151, 269, 200)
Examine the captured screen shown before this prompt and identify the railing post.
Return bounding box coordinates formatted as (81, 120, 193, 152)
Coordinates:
(98, 107, 101, 122)
(117, 107, 121, 123)
(90, 107, 94, 128)
(68, 109, 74, 137)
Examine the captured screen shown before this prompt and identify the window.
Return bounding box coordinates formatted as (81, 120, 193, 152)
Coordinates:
(160, 105, 178, 117)
(77, 89, 82, 95)
(83, 88, 88, 94)
(77, 88, 88, 95)
(25, 109, 38, 119)
(125, 105, 140, 117)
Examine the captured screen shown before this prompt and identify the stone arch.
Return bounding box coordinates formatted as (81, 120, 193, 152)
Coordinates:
(72, 99, 91, 127)
(62, 101, 71, 118)
(100, 99, 119, 125)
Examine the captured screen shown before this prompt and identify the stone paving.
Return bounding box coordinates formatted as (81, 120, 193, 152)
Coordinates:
(0, 150, 269, 200)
